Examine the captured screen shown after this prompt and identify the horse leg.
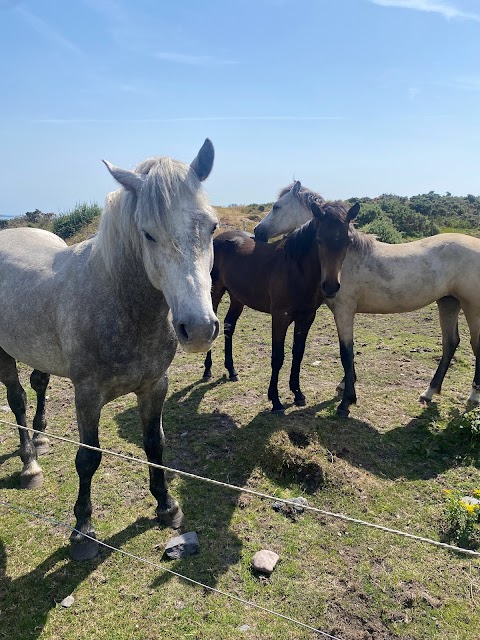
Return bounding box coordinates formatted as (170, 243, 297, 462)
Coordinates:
(268, 314, 291, 414)
(420, 296, 460, 403)
(137, 376, 184, 529)
(223, 295, 244, 381)
(0, 349, 43, 488)
(30, 369, 51, 454)
(69, 385, 102, 560)
(334, 309, 356, 418)
(462, 305, 480, 405)
(289, 312, 316, 406)
(202, 280, 226, 381)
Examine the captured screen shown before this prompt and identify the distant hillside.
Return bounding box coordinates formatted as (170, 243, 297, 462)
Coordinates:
(2, 191, 479, 244)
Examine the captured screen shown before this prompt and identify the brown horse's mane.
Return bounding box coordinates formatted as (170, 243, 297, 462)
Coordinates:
(279, 184, 374, 255)
(279, 193, 374, 259)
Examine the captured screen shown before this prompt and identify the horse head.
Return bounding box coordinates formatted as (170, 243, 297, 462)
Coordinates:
(311, 200, 360, 298)
(254, 181, 313, 242)
(103, 139, 219, 352)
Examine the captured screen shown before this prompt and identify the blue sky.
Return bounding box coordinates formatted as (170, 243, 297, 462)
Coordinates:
(0, 0, 479, 216)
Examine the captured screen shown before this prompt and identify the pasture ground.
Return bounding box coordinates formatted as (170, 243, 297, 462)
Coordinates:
(1, 300, 480, 640)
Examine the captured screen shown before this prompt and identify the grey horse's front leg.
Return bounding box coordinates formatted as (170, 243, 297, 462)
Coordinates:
(137, 376, 184, 529)
(30, 370, 51, 455)
(0, 349, 43, 488)
(69, 385, 103, 560)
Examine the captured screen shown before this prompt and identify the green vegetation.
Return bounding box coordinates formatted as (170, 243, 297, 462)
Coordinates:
(347, 191, 480, 242)
(51, 203, 102, 240)
(3, 190, 479, 245)
(443, 489, 480, 549)
(1, 302, 480, 639)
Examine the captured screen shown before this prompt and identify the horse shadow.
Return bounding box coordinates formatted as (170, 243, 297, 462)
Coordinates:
(2, 381, 473, 637)
(114, 378, 479, 591)
(313, 402, 479, 481)
(0, 517, 159, 640)
(114, 377, 337, 590)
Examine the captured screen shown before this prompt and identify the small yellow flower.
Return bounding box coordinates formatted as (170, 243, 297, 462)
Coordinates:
(444, 489, 452, 495)
(462, 503, 476, 514)
(473, 489, 480, 499)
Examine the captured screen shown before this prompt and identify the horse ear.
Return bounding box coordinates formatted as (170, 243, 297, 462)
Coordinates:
(103, 160, 145, 193)
(347, 202, 360, 221)
(191, 138, 214, 181)
(310, 201, 324, 219)
(291, 180, 301, 196)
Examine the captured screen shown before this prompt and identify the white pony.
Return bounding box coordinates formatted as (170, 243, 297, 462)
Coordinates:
(0, 139, 219, 559)
(255, 182, 480, 417)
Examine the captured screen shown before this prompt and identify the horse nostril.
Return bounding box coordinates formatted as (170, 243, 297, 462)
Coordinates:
(178, 323, 189, 341)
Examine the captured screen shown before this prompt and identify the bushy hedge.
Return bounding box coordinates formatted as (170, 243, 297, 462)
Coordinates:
(52, 202, 102, 240)
(348, 192, 479, 239)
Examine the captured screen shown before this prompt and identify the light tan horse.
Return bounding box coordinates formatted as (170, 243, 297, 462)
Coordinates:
(255, 183, 480, 417)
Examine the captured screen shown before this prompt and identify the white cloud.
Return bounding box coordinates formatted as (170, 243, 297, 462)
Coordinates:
(32, 115, 346, 124)
(154, 52, 238, 66)
(369, 0, 480, 22)
(14, 5, 85, 56)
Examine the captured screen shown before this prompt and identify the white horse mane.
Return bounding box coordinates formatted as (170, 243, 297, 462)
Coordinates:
(95, 156, 210, 274)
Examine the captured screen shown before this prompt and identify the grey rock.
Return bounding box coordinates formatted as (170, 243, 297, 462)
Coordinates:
(252, 549, 279, 575)
(165, 531, 199, 559)
(272, 496, 308, 515)
(238, 624, 250, 632)
(60, 595, 74, 608)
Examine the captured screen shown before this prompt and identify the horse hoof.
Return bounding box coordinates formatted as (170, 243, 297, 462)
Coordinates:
(201, 375, 212, 383)
(70, 538, 99, 561)
(336, 407, 350, 419)
(20, 471, 44, 490)
(228, 375, 238, 382)
(271, 408, 285, 416)
(157, 505, 185, 530)
(419, 395, 431, 405)
(294, 397, 306, 407)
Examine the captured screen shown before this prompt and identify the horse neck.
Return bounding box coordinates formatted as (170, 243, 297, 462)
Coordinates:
(281, 220, 323, 288)
(283, 219, 319, 267)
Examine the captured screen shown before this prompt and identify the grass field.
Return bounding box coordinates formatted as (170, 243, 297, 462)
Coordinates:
(1, 298, 480, 640)
(1, 209, 480, 639)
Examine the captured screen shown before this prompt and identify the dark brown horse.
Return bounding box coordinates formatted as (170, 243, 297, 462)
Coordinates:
(203, 185, 359, 413)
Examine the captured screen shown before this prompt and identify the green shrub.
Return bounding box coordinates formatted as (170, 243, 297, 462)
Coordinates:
(443, 489, 480, 549)
(52, 202, 102, 240)
(460, 406, 480, 442)
(363, 215, 403, 243)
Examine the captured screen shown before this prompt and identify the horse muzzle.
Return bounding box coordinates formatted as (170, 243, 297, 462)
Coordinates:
(174, 315, 220, 353)
(321, 282, 341, 299)
(253, 227, 268, 243)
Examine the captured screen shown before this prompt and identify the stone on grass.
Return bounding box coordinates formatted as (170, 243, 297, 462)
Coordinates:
(238, 624, 250, 632)
(252, 550, 279, 576)
(60, 595, 74, 608)
(272, 496, 308, 517)
(165, 531, 199, 559)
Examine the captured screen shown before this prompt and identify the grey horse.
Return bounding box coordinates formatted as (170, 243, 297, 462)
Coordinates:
(0, 139, 219, 559)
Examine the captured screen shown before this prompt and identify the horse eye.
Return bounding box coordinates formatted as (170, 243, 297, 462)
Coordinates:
(143, 230, 156, 242)
(211, 223, 218, 235)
